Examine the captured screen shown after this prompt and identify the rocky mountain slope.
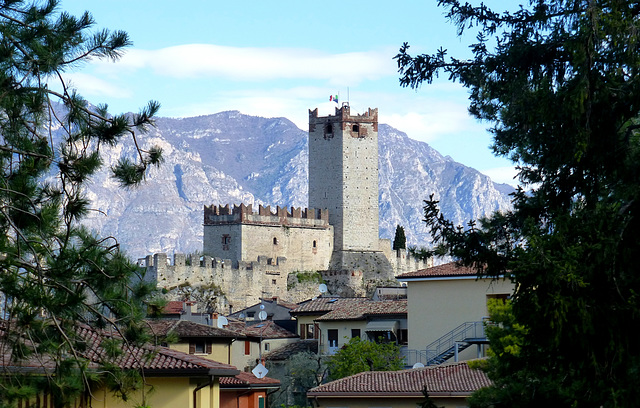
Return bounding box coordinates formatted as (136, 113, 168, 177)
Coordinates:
(80, 110, 514, 259)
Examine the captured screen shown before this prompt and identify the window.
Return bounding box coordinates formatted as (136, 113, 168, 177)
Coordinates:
(222, 234, 231, 250)
(398, 329, 408, 345)
(247, 311, 255, 318)
(351, 328, 361, 339)
(328, 329, 338, 348)
(272, 279, 277, 285)
(300, 323, 318, 339)
(312, 240, 318, 254)
(352, 124, 359, 133)
(273, 237, 278, 245)
(190, 340, 210, 355)
(264, 342, 270, 351)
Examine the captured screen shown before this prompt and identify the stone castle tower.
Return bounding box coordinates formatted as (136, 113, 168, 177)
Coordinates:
(142, 105, 431, 309)
(309, 105, 392, 273)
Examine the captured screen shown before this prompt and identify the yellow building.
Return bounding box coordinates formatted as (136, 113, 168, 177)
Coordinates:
(3, 324, 280, 408)
(396, 262, 514, 366)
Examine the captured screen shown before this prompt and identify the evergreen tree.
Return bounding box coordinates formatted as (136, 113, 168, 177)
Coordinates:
(0, 1, 162, 405)
(397, 0, 640, 406)
(392, 224, 406, 250)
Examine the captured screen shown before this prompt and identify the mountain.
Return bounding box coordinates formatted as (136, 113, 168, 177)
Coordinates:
(80, 110, 513, 259)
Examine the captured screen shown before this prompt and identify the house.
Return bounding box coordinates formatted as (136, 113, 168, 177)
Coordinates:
(289, 297, 407, 355)
(2, 324, 241, 408)
(228, 297, 298, 333)
(224, 318, 299, 370)
(307, 360, 491, 408)
(396, 262, 514, 366)
(220, 371, 281, 408)
(146, 319, 245, 365)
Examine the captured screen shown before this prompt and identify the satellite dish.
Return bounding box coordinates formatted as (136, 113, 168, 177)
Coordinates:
(238, 313, 245, 320)
(217, 316, 228, 328)
(259, 304, 265, 310)
(412, 362, 425, 369)
(252, 363, 268, 379)
(258, 311, 267, 321)
(318, 283, 328, 294)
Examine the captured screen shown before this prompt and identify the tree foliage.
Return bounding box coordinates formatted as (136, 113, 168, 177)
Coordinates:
(392, 224, 407, 250)
(0, 0, 162, 405)
(397, 0, 640, 406)
(326, 337, 403, 381)
(266, 351, 326, 408)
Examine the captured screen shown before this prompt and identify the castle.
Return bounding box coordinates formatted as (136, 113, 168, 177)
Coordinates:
(141, 105, 430, 311)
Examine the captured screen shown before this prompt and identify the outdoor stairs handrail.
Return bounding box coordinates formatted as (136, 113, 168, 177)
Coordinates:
(424, 321, 486, 365)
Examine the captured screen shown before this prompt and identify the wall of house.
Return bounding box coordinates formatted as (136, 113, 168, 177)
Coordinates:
(221, 389, 267, 408)
(313, 396, 470, 408)
(406, 277, 514, 358)
(91, 376, 202, 408)
(231, 338, 260, 372)
(317, 320, 367, 355)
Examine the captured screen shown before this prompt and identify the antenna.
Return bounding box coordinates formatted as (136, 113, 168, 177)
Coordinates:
(216, 315, 228, 328)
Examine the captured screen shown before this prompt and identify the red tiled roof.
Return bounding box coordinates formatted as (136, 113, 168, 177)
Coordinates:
(224, 319, 297, 339)
(145, 319, 243, 339)
(290, 297, 369, 315)
(315, 300, 407, 321)
(307, 361, 491, 397)
(76, 325, 239, 375)
(163, 301, 185, 315)
(1, 324, 239, 377)
(220, 371, 280, 387)
(396, 262, 478, 279)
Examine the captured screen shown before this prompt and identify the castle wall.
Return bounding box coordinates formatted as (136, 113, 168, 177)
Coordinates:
(203, 204, 333, 273)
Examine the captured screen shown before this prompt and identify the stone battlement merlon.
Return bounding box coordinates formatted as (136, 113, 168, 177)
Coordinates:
(308, 106, 378, 123)
(204, 203, 329, 227)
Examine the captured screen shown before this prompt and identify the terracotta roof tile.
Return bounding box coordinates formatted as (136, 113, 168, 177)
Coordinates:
(307, 361, 490, 396)
(224, 319, 297, 339)
(146, 319, 243, 339)
(220, 371, 280, 387)
(290, 297, 369, 315)
(315, 300, 407, 321)
(396, 262, 478, 279)
(1, 323, 239, 377)
(163, 301, 185, 315)
(263, 339, 318, 361)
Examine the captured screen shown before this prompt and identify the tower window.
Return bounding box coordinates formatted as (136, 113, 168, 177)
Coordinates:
(273, 237, 278, 245)
(222, 234, 230, 250)
(313, 240, 317, 248)
(324, 123, 333, 139)
(352, 124, 359, 133)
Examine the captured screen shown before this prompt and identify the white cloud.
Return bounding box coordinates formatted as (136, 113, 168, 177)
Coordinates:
(479, 166, 519, 187)
(95, 45, 396, 85)
(61, 73, 133, 99)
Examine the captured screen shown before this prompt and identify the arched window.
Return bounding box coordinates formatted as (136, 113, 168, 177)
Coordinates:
(273, 237, 278, 245)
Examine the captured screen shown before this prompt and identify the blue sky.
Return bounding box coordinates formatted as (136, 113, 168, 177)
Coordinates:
(59, 0, 518, 186)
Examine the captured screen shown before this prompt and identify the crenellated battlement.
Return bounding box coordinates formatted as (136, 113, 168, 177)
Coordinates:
(204, 203, 329, 228)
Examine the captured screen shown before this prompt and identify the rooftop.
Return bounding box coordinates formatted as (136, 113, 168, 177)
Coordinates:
(224, 319, 298, 339)
(307, 361, 490, 397)
(145, 319, 244, 339)
(396, 262, 479, 280)
(315, 300, 407, 321)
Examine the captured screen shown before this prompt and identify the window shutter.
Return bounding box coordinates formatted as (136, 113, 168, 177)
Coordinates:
(189, 342, 195, 354)
(206, 342, 212, 354)
(244, 341, 251, 355)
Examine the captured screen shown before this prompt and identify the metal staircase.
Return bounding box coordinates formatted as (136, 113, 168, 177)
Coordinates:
(403, 321, 487, 367)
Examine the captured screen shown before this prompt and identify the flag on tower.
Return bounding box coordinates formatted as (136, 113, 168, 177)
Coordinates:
(330, 95, 338, 103)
